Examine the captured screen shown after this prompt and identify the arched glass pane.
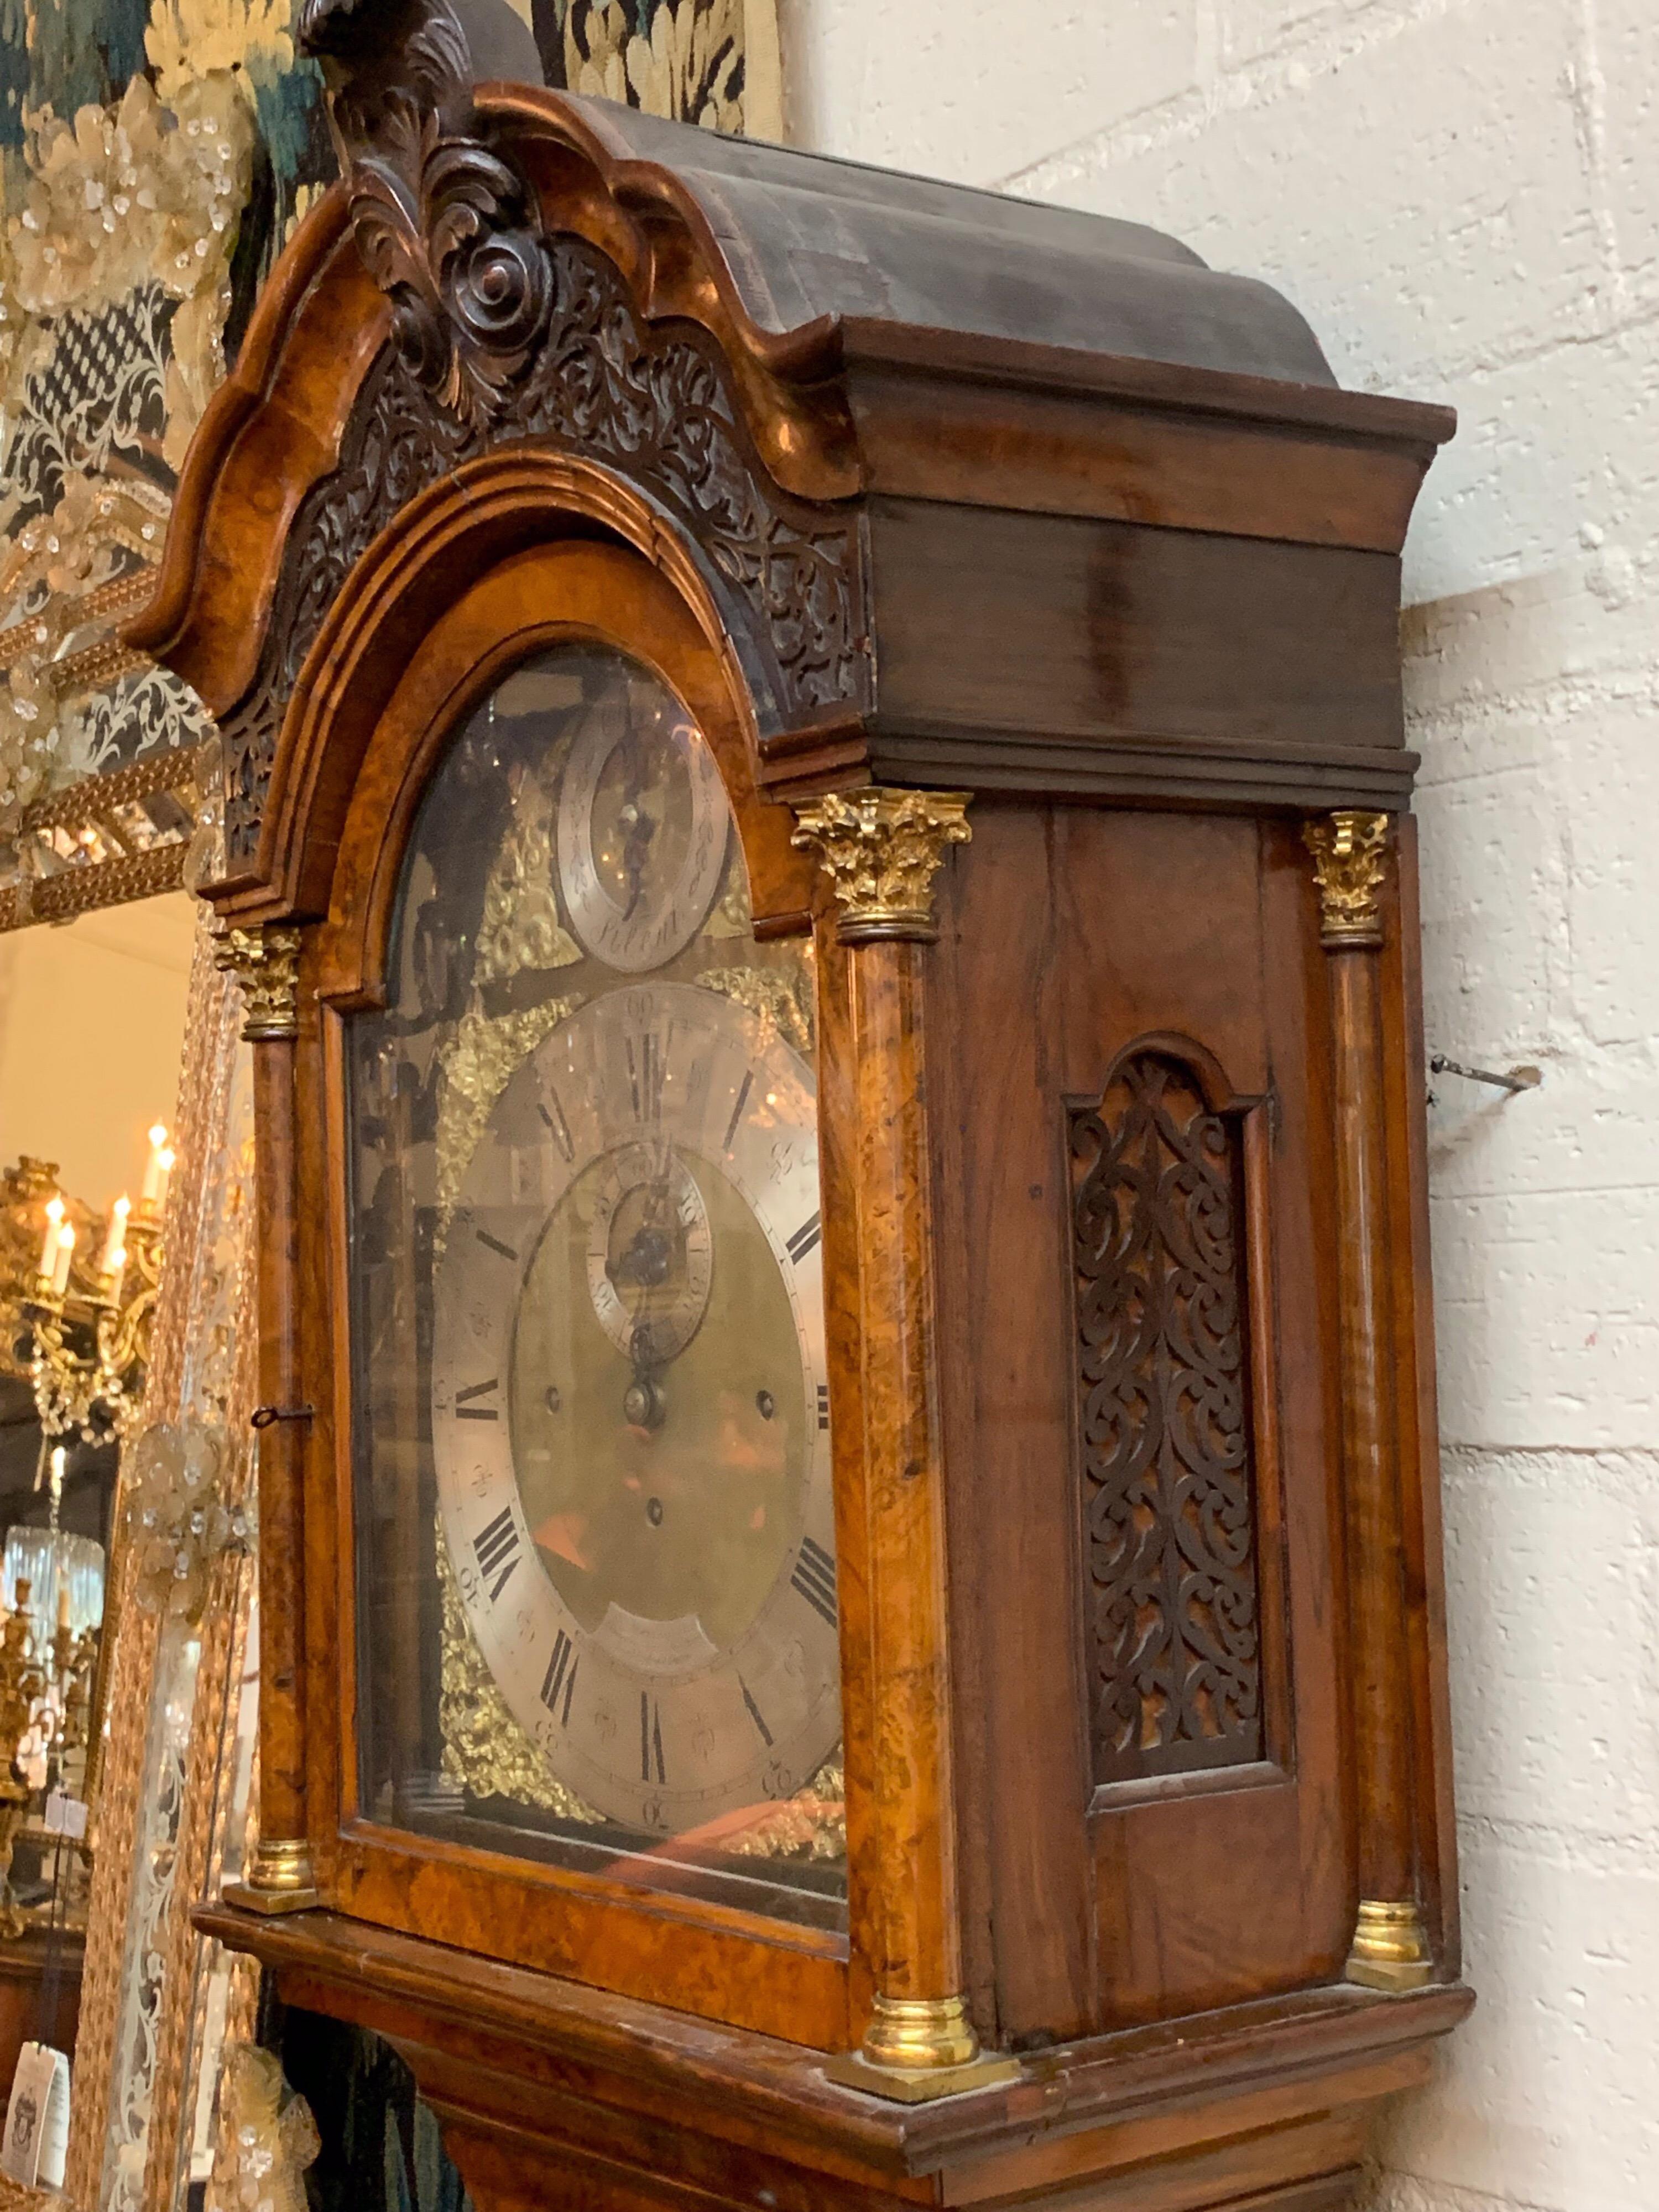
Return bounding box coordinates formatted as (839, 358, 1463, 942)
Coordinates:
(346, 644, 844, 1932)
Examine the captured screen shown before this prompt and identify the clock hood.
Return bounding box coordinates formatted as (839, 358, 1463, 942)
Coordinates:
(129, 0, 1453, 924)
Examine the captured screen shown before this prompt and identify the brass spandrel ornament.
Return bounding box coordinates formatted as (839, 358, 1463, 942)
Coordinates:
(431, 994, 587, 1249)
(696, 964, 815, 1056)
(473, 779, 585, 985)
(436, 1530, 604, 1825)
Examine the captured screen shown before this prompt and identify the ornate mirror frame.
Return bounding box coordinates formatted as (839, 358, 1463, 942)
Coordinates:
(1, 5, 799, 2203)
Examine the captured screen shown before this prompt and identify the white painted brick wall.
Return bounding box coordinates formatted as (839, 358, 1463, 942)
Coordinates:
(779, 4, 1659, 2205)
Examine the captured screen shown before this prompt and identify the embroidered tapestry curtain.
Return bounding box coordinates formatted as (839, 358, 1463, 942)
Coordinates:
(0, 0, 781, 878)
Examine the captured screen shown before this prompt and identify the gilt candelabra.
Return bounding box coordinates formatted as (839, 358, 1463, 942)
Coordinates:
(0, 1582, 48, 1938)
(1, 1145, 166, 1443)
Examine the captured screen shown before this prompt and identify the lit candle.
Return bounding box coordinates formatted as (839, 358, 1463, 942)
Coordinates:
(51, 1220, 75, 1296)
(100, 1194, 130, 1278)
(154, 1145, 174, 1212)
(37, 1197, 62, 1282)
(140, 1124, 169, 1206)
(56, 1579, 70, 1633)
(105, 1244, 126, 1305)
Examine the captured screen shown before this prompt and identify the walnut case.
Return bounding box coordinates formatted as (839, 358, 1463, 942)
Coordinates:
(133, 9, 1470, 2205)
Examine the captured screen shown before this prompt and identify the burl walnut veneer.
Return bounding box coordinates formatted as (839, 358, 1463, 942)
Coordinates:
(132, 0, 1470, 2202)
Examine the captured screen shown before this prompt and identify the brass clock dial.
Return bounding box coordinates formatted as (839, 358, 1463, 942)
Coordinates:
(555, 690, 729, 972)
(432, 983, 839, 1833)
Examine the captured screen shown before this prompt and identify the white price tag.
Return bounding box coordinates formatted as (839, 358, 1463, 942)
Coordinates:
(44, 1791, 88, 1841)
(3, 2042, 70, 2187)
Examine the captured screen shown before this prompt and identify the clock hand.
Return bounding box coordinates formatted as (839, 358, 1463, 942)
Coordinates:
(611, 1162, 678, 1292)
(587, 1145, 712, 1369)
(614, 728, 661, 920)
(617, 795, 658, 920)
(623, 1323, 667, 1432)
(611, 1213, 674, 1291)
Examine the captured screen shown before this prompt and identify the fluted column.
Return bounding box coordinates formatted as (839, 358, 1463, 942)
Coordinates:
(1303, 812, 1432, 1992)
(791, 790, 1013, 2101)
(215, 924, 318, 1913)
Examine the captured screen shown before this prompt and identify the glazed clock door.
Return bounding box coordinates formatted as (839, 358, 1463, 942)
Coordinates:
(342, 634, 846, 1942)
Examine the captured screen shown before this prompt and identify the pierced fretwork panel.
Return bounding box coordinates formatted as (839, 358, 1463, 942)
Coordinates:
(1071, 1048, 1264, 1788)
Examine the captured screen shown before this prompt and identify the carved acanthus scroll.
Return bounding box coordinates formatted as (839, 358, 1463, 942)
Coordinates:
(298, 0, 552, 429)
(220, 244, 870, 868)
(208, 0, 873, 875)
(1071, 1047, 1263, 1787)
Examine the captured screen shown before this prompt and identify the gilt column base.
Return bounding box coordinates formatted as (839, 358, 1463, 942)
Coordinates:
(822, 1994, 1020, 2103)
(223, 1835, 319, 1916)
(1345, 1899, 1434, 1991)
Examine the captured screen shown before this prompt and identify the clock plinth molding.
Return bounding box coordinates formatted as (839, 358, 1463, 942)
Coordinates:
(134, 26, 1468, 2205)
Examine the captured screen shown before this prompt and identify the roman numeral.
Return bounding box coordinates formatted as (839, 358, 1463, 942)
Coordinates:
(640, 1692, 666, 1785)
(739, 1677, 774, 1747)
(538, 1093, 575, 1164)
(722, 1070, 753, 1154)
(475, 1227, 518, 1262)
(817, 1383, 831, 1433)
(473, 1508, 521, 1602)
(540, 1631, 578, 1725)
(627, 1032, 664, 1124)
(455, 1377, 499, 1421)
(681, 1050, 711, 1121)
(790, 1536, 838, 1630)
(786, 1212, 821, 1265)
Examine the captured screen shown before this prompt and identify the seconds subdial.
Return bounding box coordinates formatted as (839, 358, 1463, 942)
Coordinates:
(585, 1142, 713, 1369)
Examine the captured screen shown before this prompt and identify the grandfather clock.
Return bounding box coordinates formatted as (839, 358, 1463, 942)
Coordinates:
(131, 1, 1470, 2201)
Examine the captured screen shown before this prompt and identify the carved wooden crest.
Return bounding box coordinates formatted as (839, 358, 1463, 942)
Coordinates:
(203, 0, 870, 883)
(299, 0, 553, 430)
